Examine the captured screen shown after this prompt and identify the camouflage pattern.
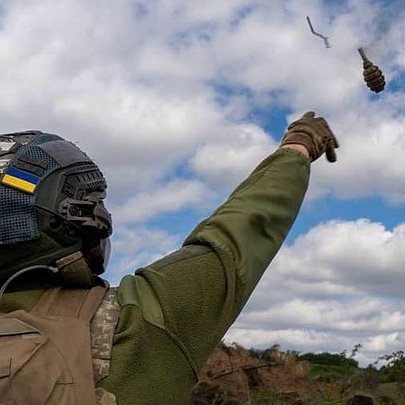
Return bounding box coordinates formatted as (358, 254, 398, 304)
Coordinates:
(90, 287, 120, 383)
(95, 387, 117, 405)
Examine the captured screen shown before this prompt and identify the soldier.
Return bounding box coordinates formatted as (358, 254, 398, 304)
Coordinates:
(0, 111, 338, 404)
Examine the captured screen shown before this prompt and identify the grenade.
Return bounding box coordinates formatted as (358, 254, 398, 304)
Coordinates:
(358, 48, 385, 93)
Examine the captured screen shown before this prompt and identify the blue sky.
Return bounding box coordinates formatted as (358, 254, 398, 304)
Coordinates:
(1, 0, 405, 367)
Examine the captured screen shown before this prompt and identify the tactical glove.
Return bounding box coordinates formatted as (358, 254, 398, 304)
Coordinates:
(281, 111, 339, 162)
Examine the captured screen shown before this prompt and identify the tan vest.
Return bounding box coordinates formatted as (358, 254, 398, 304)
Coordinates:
(0, 286, 120, 405)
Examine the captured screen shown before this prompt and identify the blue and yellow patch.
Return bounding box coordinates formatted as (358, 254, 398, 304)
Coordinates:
(1, 166, 40, 194)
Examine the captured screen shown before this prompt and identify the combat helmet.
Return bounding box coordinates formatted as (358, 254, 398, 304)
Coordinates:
(0, 131, 112, 290)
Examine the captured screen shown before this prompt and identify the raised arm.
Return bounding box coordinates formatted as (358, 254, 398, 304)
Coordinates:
(183, 111, 338, 303)
(117, 111, 338, 375)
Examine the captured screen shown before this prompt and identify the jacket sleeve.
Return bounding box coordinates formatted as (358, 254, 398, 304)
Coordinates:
(117, 148, 310, 374)
(183, 148, 310, 302)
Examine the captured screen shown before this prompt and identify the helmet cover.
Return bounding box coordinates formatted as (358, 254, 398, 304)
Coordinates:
(0, 131, 112, 281)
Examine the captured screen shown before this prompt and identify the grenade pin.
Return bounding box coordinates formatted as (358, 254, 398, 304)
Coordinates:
(306, 16, 330, 49)
(358, 48, 386, 93)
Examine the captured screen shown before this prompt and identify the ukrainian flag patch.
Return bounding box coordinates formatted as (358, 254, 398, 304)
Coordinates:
(1, 166, 40, 194)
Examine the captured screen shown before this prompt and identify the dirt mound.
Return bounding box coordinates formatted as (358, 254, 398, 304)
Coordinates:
(188, 342, 341, 405)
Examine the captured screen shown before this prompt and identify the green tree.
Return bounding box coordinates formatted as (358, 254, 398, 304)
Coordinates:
(378, 350, 405, 385)
(298, 352, 358, 368)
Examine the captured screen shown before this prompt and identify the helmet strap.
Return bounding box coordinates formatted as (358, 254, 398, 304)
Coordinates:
(56, 251, 94, 288)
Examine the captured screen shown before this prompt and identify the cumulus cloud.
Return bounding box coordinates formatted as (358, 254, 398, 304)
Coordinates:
(307, 98, 405, 202)
(190, 123, 277, 190)
(226, 219, 405, 365)
(111, 178, 213, 224)
(106, 225, 181, 284)
(0, 0, 275, 195)
(1, 0, 405, 204)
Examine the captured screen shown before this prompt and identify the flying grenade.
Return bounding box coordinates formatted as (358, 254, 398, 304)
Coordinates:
(306, 17, 386, 93)
(358, 48, 385, 93)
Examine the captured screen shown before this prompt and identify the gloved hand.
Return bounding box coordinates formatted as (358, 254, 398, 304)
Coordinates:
(280, 111, 339, 162)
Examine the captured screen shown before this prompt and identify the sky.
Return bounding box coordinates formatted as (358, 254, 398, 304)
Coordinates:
(1, 0, 405, 367)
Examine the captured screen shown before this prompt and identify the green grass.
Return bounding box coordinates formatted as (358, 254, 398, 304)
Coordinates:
(308, 363, 355, 382)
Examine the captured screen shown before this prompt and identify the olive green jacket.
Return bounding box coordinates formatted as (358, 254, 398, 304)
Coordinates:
(0, 148, 310, 404)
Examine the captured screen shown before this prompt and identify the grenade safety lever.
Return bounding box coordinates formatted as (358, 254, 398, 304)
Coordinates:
(358, 48, 385, 93)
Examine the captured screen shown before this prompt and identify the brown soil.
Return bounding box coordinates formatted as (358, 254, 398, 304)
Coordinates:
(188, 342, 342, 405)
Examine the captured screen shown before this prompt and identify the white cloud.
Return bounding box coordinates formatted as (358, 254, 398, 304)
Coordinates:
(0, 0, 274, 198)
(190, 123, 277, 190)
(226, 219, 405, 365)
(274, 219, 405, 296)
(307, 100, 405, 202)
(106, 225, 181, 284)
(1, 0, 405, 204)
(111, 178, 212, 224)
